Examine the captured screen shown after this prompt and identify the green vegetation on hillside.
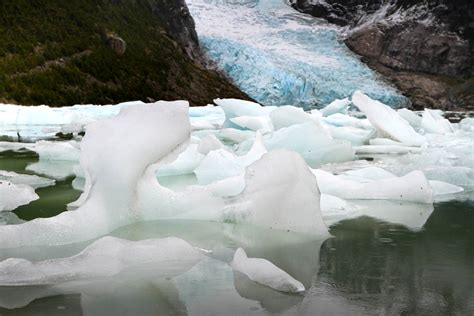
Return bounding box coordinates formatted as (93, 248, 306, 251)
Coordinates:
(0, 0, 247, 106)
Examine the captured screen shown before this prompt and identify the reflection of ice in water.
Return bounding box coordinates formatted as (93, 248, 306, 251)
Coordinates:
(0, 221, 327, 314)
(322, 198, 434, 231)
(188, 0, 405, 108)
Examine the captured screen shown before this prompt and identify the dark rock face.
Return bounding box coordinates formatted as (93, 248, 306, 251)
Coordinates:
(106, 33, 127, 55)
(290, 0, 474, 110)
(149, 0, 201, 59)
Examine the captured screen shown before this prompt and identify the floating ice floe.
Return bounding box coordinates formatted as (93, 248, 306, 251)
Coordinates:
(352, 91, 426, 146)
(0, 181, 38, 212)
(313, 169, 433, 203)
(0, 170, 55, 189)
(230, 248, 305, 293)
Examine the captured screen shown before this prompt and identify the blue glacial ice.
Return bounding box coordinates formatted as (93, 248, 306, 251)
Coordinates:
(188, 0, 407, 109)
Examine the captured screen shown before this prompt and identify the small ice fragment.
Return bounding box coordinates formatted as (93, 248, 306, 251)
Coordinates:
(320, 98, 351, 117)
(398, 108, 422, 129)
(352, 91, 426, 146)
(230, 116, 273, 133)
(269, 106, 313, 130)
(230, 248, 305, 293)
(157, 144, 204, 177)
(0, 181, 38, 212)
(197, 134, 224, 155)
(421, 109, 454, 134)
(429, 180, 464, 196)
(0, 170, 55, 189)
(355, 145, 422, 154)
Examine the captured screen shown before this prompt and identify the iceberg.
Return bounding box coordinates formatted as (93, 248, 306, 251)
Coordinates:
(0, 181, 38, 212)
(0, 101, 191, 248)
(225, 150, 330, 236)
(230, 248, 305, 293)
(352, 91, 426, 146)
(313, 169, 433, 203)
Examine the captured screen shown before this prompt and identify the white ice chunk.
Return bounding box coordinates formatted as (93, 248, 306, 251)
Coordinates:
(421, 109, 454, 134)
(230, 116, 273, 133)
(398, 108, 422, 128)
(342, 167, 396, 181)
(0, 101, 191, 248)
(322, 113, 373, 130)
(194, 149, 243, 185)
(26, 160, 78, 180)
(355, 145, 422, 154)
(195, 133, 266, 184)
(225, 150, 330, 236)
(214, 99, 268, 128)
(0, 236, 201, 286)
(320, 194, 361, 226)
(459, 117, 474, 132)
(157, 144, 204, 177)
(352, 91, 426, 146)
(220, 128, 255, 144)
(320, 98, 351, 117)
(0, 181, 38, 212)
(269, 106, 313, 130)
(423, 166, 474, 188)
(33, 140, 81, 161)
(0, 170, 55, 189)
(197, 134, 224, 155)
(265, 122, 354, 167)
(230, 248, 305, 293)
(328, 126, 375, 145)
(313, 169, 433, 203)
(429, 180, 464, 196)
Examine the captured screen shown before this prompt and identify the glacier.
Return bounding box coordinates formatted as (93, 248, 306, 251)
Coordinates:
(187, 0, 407, 109)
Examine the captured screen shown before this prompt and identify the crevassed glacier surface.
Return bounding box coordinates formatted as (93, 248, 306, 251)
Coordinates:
(187, 0, 406, 109)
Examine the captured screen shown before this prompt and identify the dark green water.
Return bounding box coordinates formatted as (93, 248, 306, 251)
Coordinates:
(0, 151, 472, 315)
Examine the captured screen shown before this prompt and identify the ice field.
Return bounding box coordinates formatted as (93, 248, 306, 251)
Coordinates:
(0, 94, 473, 314)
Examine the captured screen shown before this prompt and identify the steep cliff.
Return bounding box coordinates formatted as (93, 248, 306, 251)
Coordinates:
(290, 0, 474, 110)
(0, 0, 248, 107)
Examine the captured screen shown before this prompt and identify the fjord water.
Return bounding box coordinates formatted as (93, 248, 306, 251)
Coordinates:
(187, 0, 406, 109)
(0, 149, 472, 315)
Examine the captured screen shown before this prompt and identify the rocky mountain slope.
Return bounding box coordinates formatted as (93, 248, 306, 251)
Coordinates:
(290, 0, 474, 110)
(0, 0, 248, 107)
